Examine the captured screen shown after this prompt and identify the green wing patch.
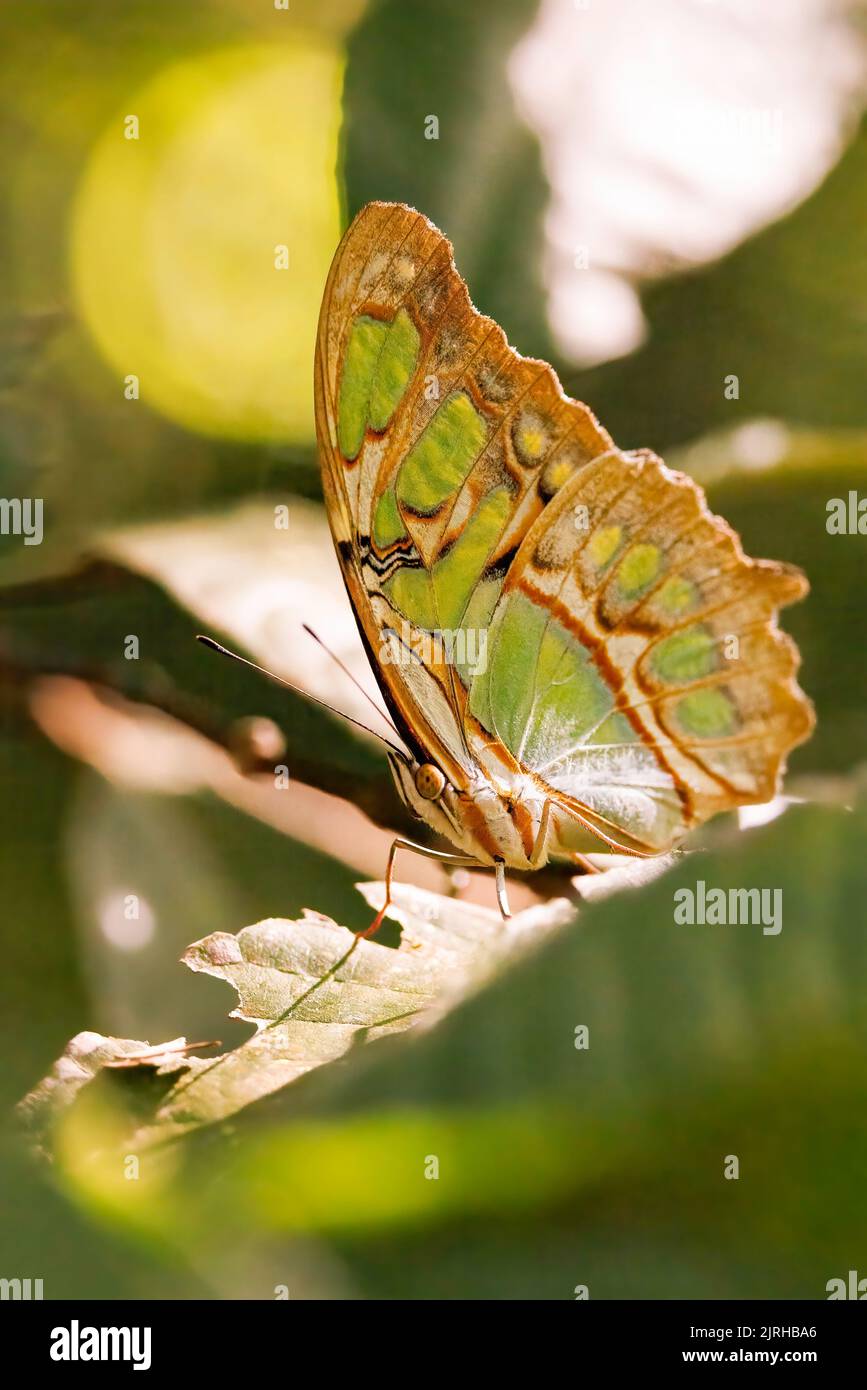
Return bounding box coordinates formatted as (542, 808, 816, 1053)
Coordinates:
(337, 309, 420, 460)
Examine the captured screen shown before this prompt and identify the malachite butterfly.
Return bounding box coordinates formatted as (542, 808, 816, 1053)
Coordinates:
(314, 201, 814, 922)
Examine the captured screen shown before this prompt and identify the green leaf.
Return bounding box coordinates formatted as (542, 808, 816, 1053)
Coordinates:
(17, 1032, 189, 1157)
(25, 890, 573, 1149)
(59, 790, 865, 1299)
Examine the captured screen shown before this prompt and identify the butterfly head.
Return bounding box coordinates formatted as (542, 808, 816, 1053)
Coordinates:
(412, 762, 447, 801)
(386, 749, 469, 847)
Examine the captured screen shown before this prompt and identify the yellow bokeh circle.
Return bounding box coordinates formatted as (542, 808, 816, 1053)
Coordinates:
(71, 42, 343, 443)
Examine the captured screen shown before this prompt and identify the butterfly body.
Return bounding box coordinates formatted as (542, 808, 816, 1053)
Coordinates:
(387, 749, 549, 869)
(315, 202, 814, 899)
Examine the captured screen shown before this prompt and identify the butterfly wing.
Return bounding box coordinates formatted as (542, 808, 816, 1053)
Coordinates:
(315, 201, 616, 783)
(315, 201, 813, 854)
(465, 446, 813, 853)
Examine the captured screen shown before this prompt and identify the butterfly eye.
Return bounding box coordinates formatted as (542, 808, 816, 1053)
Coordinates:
(415, 763, 446, 800)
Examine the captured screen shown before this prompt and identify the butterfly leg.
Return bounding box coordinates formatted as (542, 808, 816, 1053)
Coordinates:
(531, 797, 603, 875)
(494, 858, 511, 920)
(360, 837, 480, 939)
(529, 798, 554, 868)
(569, 851, 602, 875)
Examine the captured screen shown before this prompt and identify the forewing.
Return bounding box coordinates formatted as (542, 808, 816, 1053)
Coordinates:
(315, 201, 614, 784)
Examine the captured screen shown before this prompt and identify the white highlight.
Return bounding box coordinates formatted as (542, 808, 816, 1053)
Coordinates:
(510, 0, 866, 364)
(98, 893, 156, 951)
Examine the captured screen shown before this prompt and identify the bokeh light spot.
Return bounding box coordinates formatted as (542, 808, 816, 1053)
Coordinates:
(71, 42, 343, 443)
(98, 891, 156, 951)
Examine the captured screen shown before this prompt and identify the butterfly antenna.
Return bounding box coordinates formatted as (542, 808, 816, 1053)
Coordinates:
(301, 622, 404, 742)
(196, 635, 409, 759)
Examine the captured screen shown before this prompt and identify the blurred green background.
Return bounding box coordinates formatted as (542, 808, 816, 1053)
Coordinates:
(1, 0, 866, 1299)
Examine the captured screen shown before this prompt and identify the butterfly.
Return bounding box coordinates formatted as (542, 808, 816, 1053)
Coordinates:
(314, 201, 814, 928)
